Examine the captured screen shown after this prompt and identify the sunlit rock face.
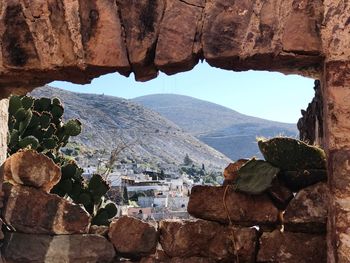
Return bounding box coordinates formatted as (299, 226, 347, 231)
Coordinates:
(0, 0, 324, 97)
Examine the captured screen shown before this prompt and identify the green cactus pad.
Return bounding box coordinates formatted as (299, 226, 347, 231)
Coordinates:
(52, 97, 62, 106)
(42, 137, 58, 149)
(234, 158, 280, 195)
(9, 96, 22, 116)
(40, 111, 52, 129)
(88, 174, 109, 197)
(9, 129, 19, 147)
(14, 108, 26, 121)
(18, 110, 33, 135)
(51, 104, 64, 119)
(44, 123, 57, 138)
(18, 136, 39, 150)
(105, 202, 118, 218)
(34, 97, 51, 111)
(60, 179, 73, 193)
(257, 137, 326, 170)
(63, 119, 82, 136)
(78, 193, 92, 207)
(21, 96, 34, 110)
(27, 111, 41, 129)
(92, 209, 110, 226)
(61, 162, 78, 179)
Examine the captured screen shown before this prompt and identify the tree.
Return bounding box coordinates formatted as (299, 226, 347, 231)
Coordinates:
(183, 153, 193, 166)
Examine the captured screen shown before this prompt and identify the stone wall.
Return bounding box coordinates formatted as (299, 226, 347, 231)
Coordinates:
(1, 147, 328, 263)
(0, 1, 348, 262)
(0, 0, 323, 96)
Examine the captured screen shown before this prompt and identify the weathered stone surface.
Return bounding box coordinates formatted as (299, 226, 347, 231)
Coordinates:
(202, 0, 322, 75)
(258, 230, 326, 263)
(284, 182, 328, 234)
(0, 99, 8, 165)
(188, 185, 278, 227)
(160, 219, 257, 262)
(267, 178, 294, 210)
(89, 225, 109, 236)
(109, 216, 158, 258)
(2, 184, 90, 234)
(1, 150, 61, 192)
(0, 0, 327, 94)
(116, 0, 165, 81)
(140, 255, 215, 263)
(223, 159, 248, 185)
(2, 232, 115, 263)
(155, 0, 203, 75)
(298, 80, 324, 146)
(78, 0, 130, 74)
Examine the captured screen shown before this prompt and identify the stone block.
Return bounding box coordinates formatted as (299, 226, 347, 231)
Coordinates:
(188, 185, 278, 227)
(160, 219, 257, 262)
(2, 232, 115, 263)
(257, 230, 326, 263)
(284, 182, 328, 234)
(1, 150, 61, 192)
(109, 216, 158, 259)
(2, 184, 90, 234)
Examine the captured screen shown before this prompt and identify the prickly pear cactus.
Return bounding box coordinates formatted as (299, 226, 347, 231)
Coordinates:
(7, 95, 81, 155)
(234, 158, 280, 195)
(7, 94, 117, 226)
(257, 137, 326, 171)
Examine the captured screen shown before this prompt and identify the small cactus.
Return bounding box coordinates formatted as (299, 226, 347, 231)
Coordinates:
(257, 137, 326, 170)
(233, 158, 280, 195)
(7, 94, 116, 226)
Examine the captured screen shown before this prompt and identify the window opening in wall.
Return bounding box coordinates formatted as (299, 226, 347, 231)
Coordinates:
(27, 61, 315, 222)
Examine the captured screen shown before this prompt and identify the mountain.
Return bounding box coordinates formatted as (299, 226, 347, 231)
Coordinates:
(133, 94, 298, 160)
(30, 87, 231, 171)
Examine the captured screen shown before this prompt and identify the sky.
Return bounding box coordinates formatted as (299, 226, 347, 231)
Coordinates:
(50, 61, 315, 124)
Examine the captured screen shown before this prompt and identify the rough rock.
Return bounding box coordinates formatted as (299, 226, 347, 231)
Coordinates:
(89, 225, 109, 237)
(284, 182, 328, 234)
(2, 232, 115, 263)
(2, 184, 90, 234)
(141, 257, 215, 263)
(188, 185, 278, 227)
(0, 0, 326, 94)
(267, 178, 294, 210)
(223, 159, 248, 185)
(116, 0, 165, 81)
(1, 150, 61, 192)
(297, 80, 324, 146)
(78, 0, 130, 74)
(155, 0, 203, 75)
(160, 219, 257, 262)
(109, 216, 158, 259)
(258, 230, 326, 263)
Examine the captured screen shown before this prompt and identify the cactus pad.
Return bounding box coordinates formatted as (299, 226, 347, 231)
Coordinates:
(257, 137, 326, 170)
(234, 158, 280, 195)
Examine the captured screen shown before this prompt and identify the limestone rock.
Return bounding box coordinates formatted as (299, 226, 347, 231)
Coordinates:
(160, 219, 257, 262)
(1, 150, 61, 192)
(2, 232, 115, 263)
(284, 182, 328, 234)
(116, 0, 165, 81)
(89, 225, 109, 237)
(258, 230, 326, 263)
(155, 0, 203, 75)
(109, 216, 158, 259)
(188, 185, 278, 227)
(223, 159, 248, 185)
(78, 0, 130, 75)
(2, 184, 90, 234)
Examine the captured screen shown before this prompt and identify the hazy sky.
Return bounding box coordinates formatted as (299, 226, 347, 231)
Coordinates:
(51, 61, 315, 124)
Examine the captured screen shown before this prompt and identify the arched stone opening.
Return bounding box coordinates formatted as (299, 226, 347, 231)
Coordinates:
(0, 0, 348, 262)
